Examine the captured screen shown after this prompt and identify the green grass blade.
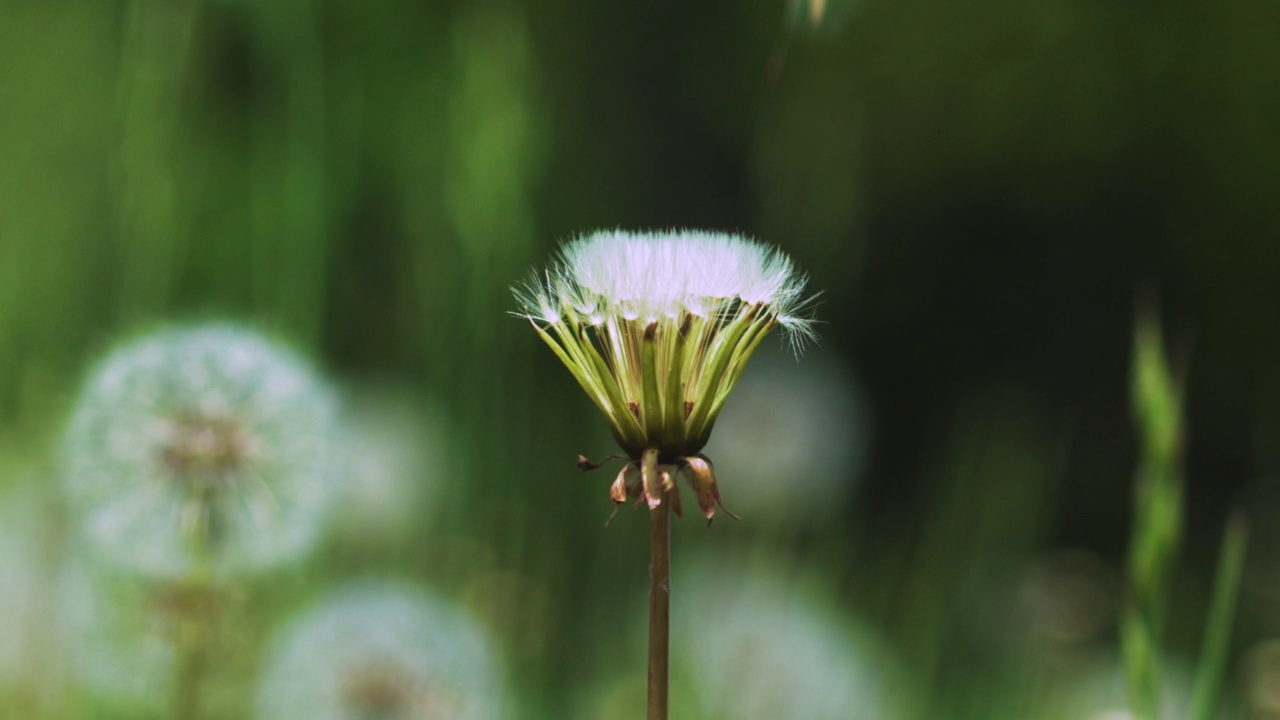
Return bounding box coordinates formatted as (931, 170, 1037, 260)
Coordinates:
(1188, 514, 1249, 720)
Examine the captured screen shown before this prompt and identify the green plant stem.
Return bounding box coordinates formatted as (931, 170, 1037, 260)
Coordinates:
(172, 604, 207, 720)
(174, 537, 216, 720)
(648, 496, 671, 720)
(1188, 515, 1249, 720)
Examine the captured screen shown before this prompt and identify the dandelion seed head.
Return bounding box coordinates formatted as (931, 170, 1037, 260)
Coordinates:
(674, 555, 894, 720)
(543, 230, 811, 330)
(513, 229, 820, 459)
(61, 323, 340, 579)
(256, 580, 506, 720)
(332, 384, 449, 547)
(56, 555, 182, 708)
(1033, 657, 1196, 720)
(703, 347, 865, 523)
(0, 477, 53, 688)
(582, 552, 894, 720)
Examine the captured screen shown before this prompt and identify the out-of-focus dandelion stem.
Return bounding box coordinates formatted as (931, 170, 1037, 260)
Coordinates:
(172, 601, 208, 720)
(648, 495, 671, 720)
(173, 527, 215, 720)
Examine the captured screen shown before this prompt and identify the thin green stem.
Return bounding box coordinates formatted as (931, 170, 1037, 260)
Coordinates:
(648, 496, 671, 720)
(172, 511, 220, 720)
(171, 588, 210, 720)
(1188, 515, 1249, 720)
(172, 638, 204, 720)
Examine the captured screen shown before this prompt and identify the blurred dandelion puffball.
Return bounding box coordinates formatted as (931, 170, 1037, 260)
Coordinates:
(513, 230, 816, 460)
(333, 383, 448, 546)
(256, 580, 505, 720)
(56, 555, 184, 707)
(0, 479, 52, 688)
(703, 347, 865, 522)
(673, 557, 892, 720)
(61, 324, 339, 579)
(1034, 658, 1194, 720)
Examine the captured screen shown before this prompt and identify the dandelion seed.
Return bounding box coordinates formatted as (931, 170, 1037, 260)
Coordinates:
(255, 580, 506, 720)
(61, 323, 339, 579)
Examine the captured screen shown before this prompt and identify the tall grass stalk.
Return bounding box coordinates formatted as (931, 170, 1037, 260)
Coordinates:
(1123, 307, 1184, 720)
(1188, 515, 1248, 720)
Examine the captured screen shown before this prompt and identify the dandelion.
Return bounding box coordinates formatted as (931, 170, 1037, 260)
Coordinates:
(1031, 658, 1195, 720)
(255, 580, 506, 720)
(60, 324, 339, 720)
(0, 483, 40, 686)
(61, 323, 339, 580)
(703, 346, 865, 524)
(1246, 640, 1280, 718)
(1014, 550, 1117, 651)
(674, 557, 894, 720)
(512, 229, 816, 516)
(55, 554, 192, 711)
(576, 552, 894, 720)
(0, 476, 60, 707)
(333, 382, 449, 548)
(513, 229, 818, 720)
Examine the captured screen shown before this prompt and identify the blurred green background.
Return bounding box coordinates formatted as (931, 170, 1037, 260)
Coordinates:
(2, 0, 1280, 717)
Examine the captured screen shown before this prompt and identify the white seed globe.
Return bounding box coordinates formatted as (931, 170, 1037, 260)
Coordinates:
(0, 476, 57, 694)
(255, 580, 507, 720)
(332, 382, 449, 547)
(673, 554, 895, 720)
(513, 229, 818, 459)
(703, 346, 867, 523)
(55, 555, 178, 709)
(61, 324, 339, 579)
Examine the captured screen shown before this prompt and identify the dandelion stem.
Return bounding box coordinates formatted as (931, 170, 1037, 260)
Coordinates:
(647, 494, 671, 720)
(174, 539, 215, 720)
(172, 605, 208, 720)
